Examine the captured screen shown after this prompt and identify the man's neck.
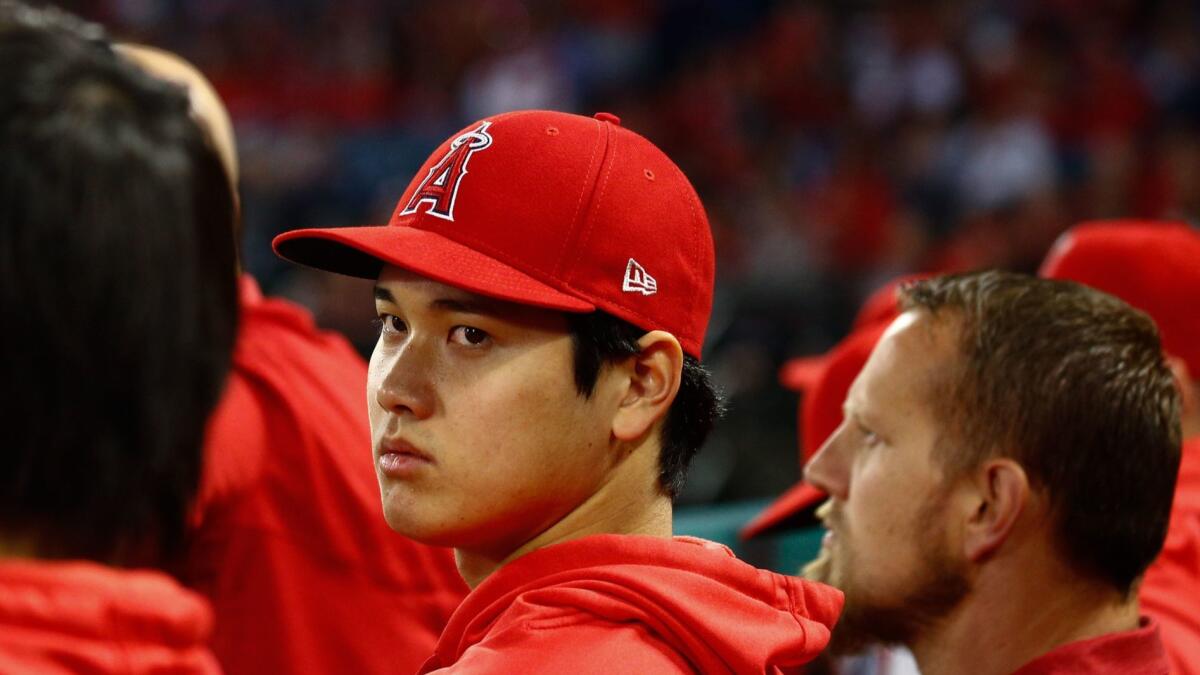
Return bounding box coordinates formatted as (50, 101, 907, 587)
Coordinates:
(1182, 413, 1200, 440)
(454, 440, 673, 589)
(911, 558, 1140, 675)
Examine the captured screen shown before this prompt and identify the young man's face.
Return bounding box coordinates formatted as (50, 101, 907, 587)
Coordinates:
(802, 311, 970, 653)
(367, 266, 623, 559)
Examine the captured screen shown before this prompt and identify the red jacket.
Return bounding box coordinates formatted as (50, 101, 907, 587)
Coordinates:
(184, 276, 467, 675)
(419, 534, 843, 674)
(1011, 617, 1169, 675)
(1141, 436, 1200, 675)
(0, 560, 219, 674)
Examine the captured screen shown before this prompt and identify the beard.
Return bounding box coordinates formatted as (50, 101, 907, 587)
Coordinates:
(803, 493, 970, 657)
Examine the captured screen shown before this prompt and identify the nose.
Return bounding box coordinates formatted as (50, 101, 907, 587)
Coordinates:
(803, 421, 851, 500)
(370, 338, 437, 420)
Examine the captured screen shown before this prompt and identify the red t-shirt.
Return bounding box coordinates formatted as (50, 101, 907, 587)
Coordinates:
(1011, 617, 1169, 675)
(183, 276, 467, 675)
(0, 560, 220, 674)
(420, 534, 844, 674)
(1141, 436, 1200, 675)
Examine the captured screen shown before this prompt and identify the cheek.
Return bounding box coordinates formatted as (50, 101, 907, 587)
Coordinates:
(452, 376, 603, 468)
(365, 349, 390, 423)
(845, 460, 924, 561)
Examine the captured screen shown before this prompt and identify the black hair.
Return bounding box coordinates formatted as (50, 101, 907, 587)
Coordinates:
(0, 5, 239, 565)
(566, 311, 723, 500)
(900, 271, 1181, 595)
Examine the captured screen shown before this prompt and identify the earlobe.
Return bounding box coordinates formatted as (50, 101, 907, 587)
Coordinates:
(1166, 356, 1197, 418)
(611, 331, 683, 442)
(963, 459, 1028, 563)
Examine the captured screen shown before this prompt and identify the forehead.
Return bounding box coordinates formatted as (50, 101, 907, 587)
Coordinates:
(847, 310, 958, 419)
(375, 265, 570, 330)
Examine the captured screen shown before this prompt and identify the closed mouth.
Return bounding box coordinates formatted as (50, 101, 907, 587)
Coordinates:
(377, 437, 433, 463)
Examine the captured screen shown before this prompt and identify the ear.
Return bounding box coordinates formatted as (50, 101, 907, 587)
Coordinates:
(611, 331, 683, 443)
(962, 458, 1029, 563)
(1166, 355, 1198, 419)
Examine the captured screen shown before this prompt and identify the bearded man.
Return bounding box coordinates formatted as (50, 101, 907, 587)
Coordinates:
(804, 270, 1179, 674)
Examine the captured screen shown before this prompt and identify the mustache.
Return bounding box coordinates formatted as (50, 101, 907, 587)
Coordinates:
(815, 499, 843, 532)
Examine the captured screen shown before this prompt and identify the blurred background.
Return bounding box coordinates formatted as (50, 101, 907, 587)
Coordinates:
(58, 0, 1200, 531)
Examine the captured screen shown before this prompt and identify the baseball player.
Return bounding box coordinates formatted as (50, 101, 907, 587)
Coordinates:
(803, 270, 1179, 674)
(274, 109, 843, 673)
(120, 44, 469, 675)
(0, 4, 237, 671)
(1041, 220, 1200, 675)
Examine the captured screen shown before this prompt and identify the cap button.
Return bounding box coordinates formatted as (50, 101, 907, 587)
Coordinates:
(593, 112, 621, 126)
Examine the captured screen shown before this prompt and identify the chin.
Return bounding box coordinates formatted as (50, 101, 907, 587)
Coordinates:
(380, 502, 436, 541)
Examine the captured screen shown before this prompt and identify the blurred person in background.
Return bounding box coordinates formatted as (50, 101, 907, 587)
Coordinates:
(0, 3, 238, 672)
(1041, 220, 1200, 675)
(804, 271, 1180, 674)
(742, 275, 921, 541)
(48, 0, 1200, 508)
(119, 42, 468, 675)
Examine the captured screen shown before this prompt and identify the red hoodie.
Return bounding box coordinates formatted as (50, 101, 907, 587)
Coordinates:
(184, 276, 466, 675)
(0, 559, 219, 674)
(419, 534, 843, 674)
(1140, 436, 1200, 675)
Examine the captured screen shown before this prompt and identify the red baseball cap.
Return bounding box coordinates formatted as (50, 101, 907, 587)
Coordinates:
(1040, 220, 1200, 379)
(273, 110, 715, 358)
(741, 275, 923, 539)
(776, 274, 924, 392)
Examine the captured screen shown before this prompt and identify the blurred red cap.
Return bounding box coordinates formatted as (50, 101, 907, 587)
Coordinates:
(741, 323, 889, 539)
(1040, 220, 1200, 379)
(776, 274, 925, 392)
(742, 274, 925, 539)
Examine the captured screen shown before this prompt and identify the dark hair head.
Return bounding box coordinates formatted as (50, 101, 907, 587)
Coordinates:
(566, 311, 724, 500)
(0, 7, 239, 565)
(898, 270, 1182, 595)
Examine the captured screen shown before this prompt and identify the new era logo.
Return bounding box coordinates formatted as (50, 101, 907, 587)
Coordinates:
(622, 258, 657, 296)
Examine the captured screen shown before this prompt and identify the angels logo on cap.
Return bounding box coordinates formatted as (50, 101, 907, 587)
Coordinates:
(400, 121, 493, 221)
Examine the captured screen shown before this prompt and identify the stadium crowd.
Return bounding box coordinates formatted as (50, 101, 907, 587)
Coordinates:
(57, 0, 1200, 502)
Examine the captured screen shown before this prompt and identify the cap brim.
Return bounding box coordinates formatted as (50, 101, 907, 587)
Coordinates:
(273, 226, 595, 313)
(739, 481, 827, 540)
(778, 355, 829, 392)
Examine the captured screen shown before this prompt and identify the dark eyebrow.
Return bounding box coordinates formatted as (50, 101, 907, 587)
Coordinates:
(373, 286, 394, 303)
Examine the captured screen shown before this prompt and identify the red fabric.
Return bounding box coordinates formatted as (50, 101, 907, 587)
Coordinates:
(274, 110, 715, 358)
(1011, 617, 1169, 675)
(1039, 220, 1200, 379)
(1141, 437, 1200, 675)
(419, 534, 843, 674)
(184, 276, 467, 675)
(0, 560, 219, 674)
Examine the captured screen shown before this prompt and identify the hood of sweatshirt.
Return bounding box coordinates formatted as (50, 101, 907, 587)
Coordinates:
(0, 559, 219, 674)
(427, 534, 843, 673)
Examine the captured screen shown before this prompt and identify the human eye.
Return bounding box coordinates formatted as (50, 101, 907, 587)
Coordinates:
(449, 325, 491, 348)
(857, 424, 881, 448)
(376, 314, 407, 336)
